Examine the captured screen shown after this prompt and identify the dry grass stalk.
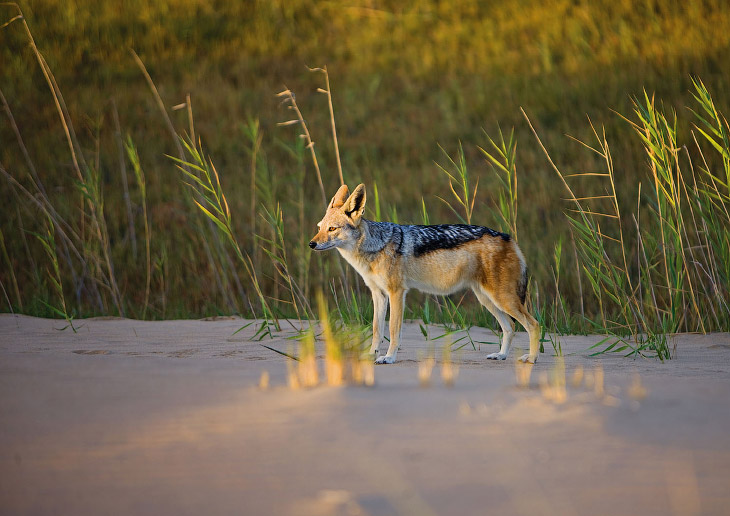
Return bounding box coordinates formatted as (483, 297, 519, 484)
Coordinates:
(111, 100, 137, 259)
(2, 3, 86, 181)
(130, 49, 186, 164)
(133, 51, 241, 316)
(276, 88, 327, 206)
(6, 4, 124, 314)
(2, 7, 128, 314)
(310, 65, 345, 185)
(248, 119, 261, 274)
(0, 227, 21, 311)
(185, 93, 195, 143)
(124, 137, 151, 319)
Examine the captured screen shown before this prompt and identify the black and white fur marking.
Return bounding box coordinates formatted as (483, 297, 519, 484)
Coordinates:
(359, 220, 509, 257)
(409, 223, 510, 256)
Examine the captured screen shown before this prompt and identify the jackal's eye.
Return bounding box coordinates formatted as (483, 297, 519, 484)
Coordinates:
(328, 226, 338, 232)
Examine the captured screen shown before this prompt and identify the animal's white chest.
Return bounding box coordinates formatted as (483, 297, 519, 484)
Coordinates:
(337, 248, 389, 291)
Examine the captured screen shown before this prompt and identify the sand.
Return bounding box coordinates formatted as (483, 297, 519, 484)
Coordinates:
(1, 313, 729, 515)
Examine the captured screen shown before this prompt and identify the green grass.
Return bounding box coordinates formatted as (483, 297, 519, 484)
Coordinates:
(1, 1, 729, 356)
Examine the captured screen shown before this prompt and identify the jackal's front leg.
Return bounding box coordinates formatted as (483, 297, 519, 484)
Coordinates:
(376, 290, 406, 364)
(370, 288, 388, 357)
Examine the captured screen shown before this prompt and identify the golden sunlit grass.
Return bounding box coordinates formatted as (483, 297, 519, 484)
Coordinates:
(570, 365, 584, 388)
(298, 329, 319, 388)
(628, 371, 648, 401)
(318, 290, 344, 387)
(283, 291, 375, 390)
(593, 364, 605, 398)
(417, 350, 435, 387)
(539, 357, 567, 404)
(286, 359, 300, 391)
(440, 343, 459, 387)
(514, 358, 534, 389)
(258, 370, 270, 390)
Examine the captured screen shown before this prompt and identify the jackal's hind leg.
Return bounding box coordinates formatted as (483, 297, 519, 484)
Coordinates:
(474, 288, 514, 360)
(499, 298, 540, 364)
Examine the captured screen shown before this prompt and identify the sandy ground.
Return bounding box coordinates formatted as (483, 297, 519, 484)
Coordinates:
(1, 314, 729, 516)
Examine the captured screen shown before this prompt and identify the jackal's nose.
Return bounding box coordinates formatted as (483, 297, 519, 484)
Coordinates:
(308, 241, 317, 249)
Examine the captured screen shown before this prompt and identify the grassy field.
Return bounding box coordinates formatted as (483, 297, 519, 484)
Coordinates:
(1, 1, 729, 355)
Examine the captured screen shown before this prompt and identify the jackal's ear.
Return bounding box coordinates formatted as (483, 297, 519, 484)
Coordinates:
(343, 183, 366, 223)
(328, 184, 350, 210)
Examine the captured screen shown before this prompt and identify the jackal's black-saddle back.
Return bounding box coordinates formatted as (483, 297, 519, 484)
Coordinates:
(365, 220, 510, 257)
(408, 224, 510, 257)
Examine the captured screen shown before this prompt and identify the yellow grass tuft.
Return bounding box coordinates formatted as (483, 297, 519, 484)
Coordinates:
(258, 370, 270, 390)
(570, 365, 584, 387)
(515, 358, 534, 389)
(627, 371, 647, 401)
(417, 348, 435, 387)
(440, 343, 459, 387)
(287, 359, 300, 391)
(298, 330, 320, 388)
(539, 356, 567, 404)
(593, 365, 605, 398)
(350, 356, 375, 387)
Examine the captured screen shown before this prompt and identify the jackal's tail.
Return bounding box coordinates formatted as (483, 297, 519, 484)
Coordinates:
(517, 253, 529, 306)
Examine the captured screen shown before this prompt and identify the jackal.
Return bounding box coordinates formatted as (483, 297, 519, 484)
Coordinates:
(309, 184, 540, 364)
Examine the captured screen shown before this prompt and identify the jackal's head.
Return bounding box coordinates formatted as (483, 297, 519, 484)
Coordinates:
(309, 184, 366, 251)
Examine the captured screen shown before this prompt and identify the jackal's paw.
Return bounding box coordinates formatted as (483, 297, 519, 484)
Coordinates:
(375, 355, 396, 364)
(518, 353, 537, 364)
(486, 352, 508, 360)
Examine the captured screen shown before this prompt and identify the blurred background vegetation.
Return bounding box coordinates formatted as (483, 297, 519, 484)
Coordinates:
(1, 0, 729, 339)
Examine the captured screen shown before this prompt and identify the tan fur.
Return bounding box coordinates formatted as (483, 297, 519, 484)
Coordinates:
(310, 184, 540, 364)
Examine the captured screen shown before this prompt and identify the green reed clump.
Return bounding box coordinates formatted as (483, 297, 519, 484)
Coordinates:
(171, 137, 279, 334)
(259, 203, 314, 326)
(628, 92, 701, 334)
(436, 142, 478, 225)
(0, 227, 21, 312)
(523, 79, 730, 358)
(527, 110, 675, 358)
(478, 127, 519, 239)
(124, 136, 151, 319)
(688, 78, 730, 328)
(30, 215, 75, 331)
